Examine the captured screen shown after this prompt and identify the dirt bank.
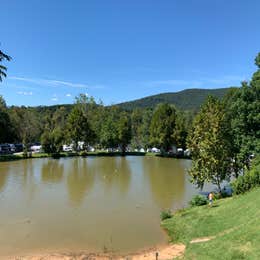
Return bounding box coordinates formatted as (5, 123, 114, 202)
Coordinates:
(7, 244, 185, 260)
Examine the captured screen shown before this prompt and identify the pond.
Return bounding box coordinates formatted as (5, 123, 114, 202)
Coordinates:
(0, 156, 208, 257)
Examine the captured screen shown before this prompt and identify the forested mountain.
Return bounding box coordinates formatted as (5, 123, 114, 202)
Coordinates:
(117, 87, 234, 111)
(26, 87, 233, 114)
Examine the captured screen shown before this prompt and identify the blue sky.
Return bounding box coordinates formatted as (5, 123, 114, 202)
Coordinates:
(1, 0, 259, 106)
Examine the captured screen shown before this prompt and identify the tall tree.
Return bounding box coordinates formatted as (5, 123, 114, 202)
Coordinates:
(187, 96, 233, 191)
(139, 108, 153, 149)
(8, 106, 41, 150)
(0, 96, 15, 142)
(41, 127, 63, 154)
(40, 110, 65, 154)
(66, 106, 95, 151)
(131, 108, 143, 149)
(118, 112, 132, 154)
(172, 111, 188, 149)
(99, 106, 120, 149)
(149, 103, 177, 152)
(227, 53, 260, 171)
(0, 49, 11, 82)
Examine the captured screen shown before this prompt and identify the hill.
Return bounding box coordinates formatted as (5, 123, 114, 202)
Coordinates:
(18, 87, 234, 113)
(117, 87, 233, 111)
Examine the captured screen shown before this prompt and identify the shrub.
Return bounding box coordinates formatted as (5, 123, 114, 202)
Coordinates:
(231, 158, 260, 195)
(189, 194, 208, 206)
(80, 151, 88, 157)
(160, 209, 173, 221)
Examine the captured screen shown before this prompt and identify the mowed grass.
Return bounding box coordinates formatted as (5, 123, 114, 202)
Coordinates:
(162, 187, 260, 259)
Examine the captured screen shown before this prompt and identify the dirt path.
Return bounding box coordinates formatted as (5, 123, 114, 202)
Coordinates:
(6, 244, 185, 260)
(190, 236, 215, 244)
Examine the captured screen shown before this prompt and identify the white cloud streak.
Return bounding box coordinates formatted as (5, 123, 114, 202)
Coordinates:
(9, 76, 103, 89)
(17, 91, 33, 96)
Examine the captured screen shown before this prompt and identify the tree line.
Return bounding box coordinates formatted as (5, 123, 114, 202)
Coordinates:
(0, 93, 192, 154)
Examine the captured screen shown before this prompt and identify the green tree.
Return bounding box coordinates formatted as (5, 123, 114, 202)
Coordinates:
(149, 103, 177, 152)
(131, 108, 143, 149)
(187, 96, 233, 191)
(227, 53, 260, 171)
(0, 49, 11, 82)
(139, 108, 153, 149)
(41, 127, 63, 154)
(172, 111, 188, 149)
(99, 106, 120, 149)
(8, 106, 41, 151)
(255, 52, 260, 68)
(0, 96, 15, 142)
(66, 106, 95, 151)
(40, 107, 68, 154)
(118, 112, 132, 154)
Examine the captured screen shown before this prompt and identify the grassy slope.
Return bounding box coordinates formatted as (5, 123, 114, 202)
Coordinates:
(162, 188, 260, 259)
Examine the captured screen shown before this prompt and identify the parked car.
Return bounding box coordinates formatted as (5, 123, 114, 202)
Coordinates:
(0, 144, 11, 154)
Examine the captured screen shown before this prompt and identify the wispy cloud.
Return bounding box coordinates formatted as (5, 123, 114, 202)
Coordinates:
(9, 76, 104, 89)
(66, 93, 72, 97)
(17, 91, 33, 96)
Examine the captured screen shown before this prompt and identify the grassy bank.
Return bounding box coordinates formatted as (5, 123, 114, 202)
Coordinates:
(162, 187, 260, 259)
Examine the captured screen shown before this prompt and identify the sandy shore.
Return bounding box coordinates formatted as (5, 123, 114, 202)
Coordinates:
(6, 244, 185, 260)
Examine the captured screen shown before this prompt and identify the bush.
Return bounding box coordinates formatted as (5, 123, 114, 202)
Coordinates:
(160, 209, 173, 221)
(231, 159, 260, 195)
(189, 195, 208, 206)
(80, 151, 88, 156)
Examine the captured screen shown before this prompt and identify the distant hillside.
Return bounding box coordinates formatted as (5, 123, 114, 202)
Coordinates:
(25, 87, 234, 113)
(117, 88, 234, 111)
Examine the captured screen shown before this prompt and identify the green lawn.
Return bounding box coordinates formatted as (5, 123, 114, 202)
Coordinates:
(162, 188, 260, 259)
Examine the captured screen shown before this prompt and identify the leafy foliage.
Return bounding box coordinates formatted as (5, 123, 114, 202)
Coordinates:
(160, 209, 173, 221)
(149, 103, 177, 151)
(118, 112, 132, 154)
(226, 53, 260, 172)
(41, 128, 63, 154)
(0, 49, 11, 82)
(0, 96, 15, 142)
(231, 157, 260, 194)
(187, 96, 233, 191)
(66, 106, 95, 150)
(189, 194, 208, 206)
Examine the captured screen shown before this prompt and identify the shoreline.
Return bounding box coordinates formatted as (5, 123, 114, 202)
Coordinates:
(5, 243, 185, 260)
(0, 151, 190, 162)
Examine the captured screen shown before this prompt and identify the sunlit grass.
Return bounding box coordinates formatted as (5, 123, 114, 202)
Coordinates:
(162, 188, 260, 259)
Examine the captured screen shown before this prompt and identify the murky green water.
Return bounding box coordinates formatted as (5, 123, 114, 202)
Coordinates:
(0, 156, 202, 256)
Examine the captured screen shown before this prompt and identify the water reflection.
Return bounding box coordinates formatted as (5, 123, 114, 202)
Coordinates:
(93, 157, 131, 195)
(41, 159, 64, 183)
(66, 158, 94, 206)
(0, 163, 9, 192)
(143, 157, 185, 209)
